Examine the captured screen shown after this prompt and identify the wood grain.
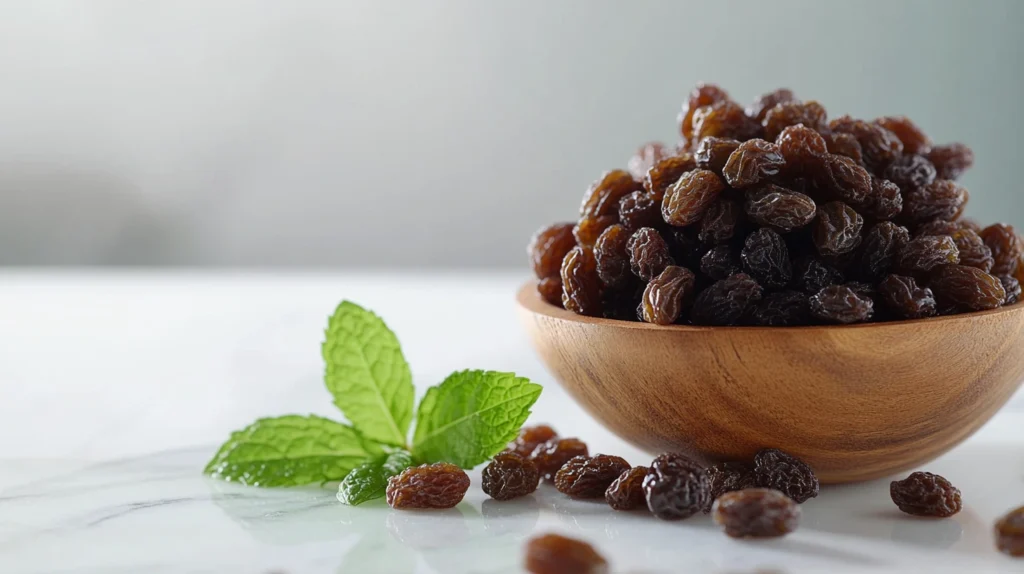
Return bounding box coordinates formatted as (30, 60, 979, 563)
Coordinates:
(517, 280, 1024, 483)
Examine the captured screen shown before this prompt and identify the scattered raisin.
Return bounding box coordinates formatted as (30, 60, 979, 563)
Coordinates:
(890, 472, 962, 518)
(482, 452, 541, 501)
(902, 180, 969, 224)
(763, 100, 827, 141)
(980, 223, 1022, 276)
(605, 467, 649, 511)
(951, 228, 994, 272)
(692, 100, 762, 145)
(741, 228, 792, 289)
(860, 177, 903, 221)
(753, 449, 820, 504)
(530, 438, 589, 482)
(995, 506, 1024, 557)
(628, 227, 675, 281)
(678, 83, 731, 142)
(999, 274, 1021, 304)
(554, 454, 632, 499)
(776, 124, 827, 171)
(745, 185, 817, 233)
(813, 201, 864, 257)
(723, 139, 785, 188)
(628, 142, 672, 181)
(859, 221, 910, 281)
(644, 153, 698, 200)
(690, 273, 764, 325)
(821, 131, 864, 165)
(926, 143, 974, 180)
(810, 284, 874, 324)
(795, 256, 845, 294)
(594, 224, 632, 289)
(897, 235, 960, 274)
(386, 463, 471, 510)
(529, 223, 576, 279)
(643, 453, 709, 520)
(701, 245, 741, 281)
(704, 462, 757, 513)
(640, 265, 696, 325)
(618, 190, 661, 230)
(662, 169, 725, 226)
(747, 88, 797, 123)
(536, 276, 564, 307)
(694, 137, 741, 175)
(828, 115, 904, 170)
(579, 170, 641, 219)
(883, 154, 937, 191)
(712, 488, 801, 538)
(814, 154, 872, 205)
(507, 425, 558, 458)
(751, 290, 811, 326)
(698, 198, 742, 244)
(930, 264, 1006, 312)
(572, 215, 617, 247)
(879, 274, 937, 319)
(561, 246, 603, 316)
(524, 533, 608, 574)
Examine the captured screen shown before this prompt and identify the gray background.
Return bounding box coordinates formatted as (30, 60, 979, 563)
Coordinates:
(0, 0, 1021, 267)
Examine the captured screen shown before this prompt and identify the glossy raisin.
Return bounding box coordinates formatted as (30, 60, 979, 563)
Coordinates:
(561, 246, 603, 316)
(752, 449, 819, 504)
(386, 463, 471, 510)
(507, 425, 558, 458)
(751, 290, 811, 326)
(712, 488, 801, 538)
(662, 169, 725, 227)
(524, 533, 608, 574)
(530, 438, 589, 482)
(814, 154, 872, 205)
(572, 215, 617, 247)
(897, 235, 959, 274)
(879, 274, 937, 319)
(640, 265, 696, 325)
(723, 139, 785, 188)
(644, 153, 698, 201)
(902, 180, 969, 224)
(678, 83, 731, 142)
(628, 142, 672, 181)
(828, 115, 903, 170)
(745, 185, 816, 233)
(747, 88, 797, 123)
(859, 221, 910, 281)
(776, 124, 827, 171)
(482, 452, 541, 501)
(690, 273, 763, 326)
(890, 472, 962, 518)
(951, 228, 994, 272)
(810, 285, 874, 324)
(980, 223, 1022, 276)
(554, 454, 632, 499)
(529, 223, 577, 279)
(618, 190, 661, 230)
(694, 137, 741, 175)
(930, 264, 1006, 312)
(795, 257, 845, 294)
(698, 198, 742, 244)
(916, 220, 962, 237)
(692, 100, 762, 145)
(926, 143, 974, 180)
(594, 224, 632, 289)
(813, 201, 864, 257)
(741, 228, 792, 289)
(643, 453, 709, 521)
(875, 116, 932, 155)
(627, 227, 674, 281)
(536, 277, 563, 307)
(822, 131, 864, 165)
(605, 467, 649, 511)
(995, 507, 1024, 557)
(763, 100, 828, 141)
(999, 275, 1021, 304)
(704, 462, 757, 513)
(701, 245, 741, 281)
(579, 170, 641, 219)
(883, 154, 937, 190)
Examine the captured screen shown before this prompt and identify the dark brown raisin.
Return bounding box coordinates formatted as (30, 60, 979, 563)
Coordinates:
(554, 454, 632, 499)
(694, 137, 741, 175)
(723, 139, 785, 188)
(828, 115, 903, 170)
(640, 265, 696, 325)
(959, 218, 984, 234)
(701, 245, 741, 281)
(662, 169, 725, 226)
(795, 257, 845, 294)
(879, 274, 937, 319)
(753, 449, 819, 504)
(859, 177, 903, 221)
(482, 452, 541, 501)
(821, 131, 864, 165)
(627, 227, 675, 281)
(859, 221, 910, 281)
(950, 228, 994, 272)
(698, 198, 742, 245)
(524, 533, 608, 574)
(579, 170, 641, 219)
(810, 285, 874, 323)
(999, 274, 1021, 304)
(813, 201, 864, 257)
(594, 224, 632, 289)
(897, 235, 960, 274)
(529, 223, 577, 279)
(618, 190, 661, 230)
(763, 100, 827, 141)
(628, 142, 672, 181)
(980, 223, 1022, 276)
(692, 100, 762, 145)
(386, 463, 471, 509)
(814, 154, 872, 205)
(704, 462, 757, 513)
(536, 277, 564, 307)
(745, 185, 817, 232)
(995, 506, 1024, 557)
(644, 153, 698, 201)
(530, 438, 589, 482)
(690, 273, 763, 326)
(507, 425, 558, 458)
(606, 466, 649, 511)
(602, 284, 643, 322)
(902, 180, 969, 224)
(890, 471, 962, 518)
(572, 215, 617, 247)
(712, 488, 801, 538)
(669, 228, 705, 268)
(678, 83, 731, 142)
(642, 453, 709, 521)
(747, 88, 797, 123)
(776, 124, 827, 171)
(930, 264, 1006, 312)
(883, 154, 937, 190)
(741, 228, 792, 289)
(926, 143, 974, 180)
(875, 116, 932, 155)
(561, 246, 603, 316)
(751, 290, 811, 326)
(916, 220, 963, 237)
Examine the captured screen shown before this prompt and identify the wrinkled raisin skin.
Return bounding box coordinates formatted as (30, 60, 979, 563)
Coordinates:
(628, 227, 675, 281)
(640, 265, 696, 325)
(694, 137, 741, 175)
(628, 142, 672, 181)
(662, 169, 725, 227)
(930, 264, 1006, 312)
(741, 228, 792, 289)
(530, 438, 589, 482)
(999, 275, 1021, 305)
(951, 228, 994, 272)
(861, 177, 903, 221)
(875, 116, 932, 155)
(795, 257, 845, 294)
(561, 246, 603, 316)
(890, 472, 962, 518)
(995, 506, 1024, 557)
(594, 224, 632, 289)
(763, 100, 827, 141)
(678, 83, 731, 142)
(753, 449, 820, 504)
(482, 452, 540, 501)
(815, 154, 872, 204)
(902, 180, 969, 225)
(507, 425, 558, 458)
(701, 245, 741, 281)
(536, 277, 563, 307)
(813, 201, 864, 257)
(810, 284, 874, 324)
(745, 185, 816, 233)
(747, 88, 797, 123)
(690, 273, 764, 326)
(980, 223, 1022, 276)
(525, 533, 608, 574)
(704, 462, 757, 513)
(643, 453, 709, 521)
(927, 143, 974, 180)
(879, 274, 937, 319)
(776, 124, 827, 171)
(859, 221, 910, 281)
(898, 235, 960, 274)
(579, 170, 641, 219)
(529, 223, 576, 279)
(692, 100, 762, 145)
(822, 131, 864, 165)
(751, 290, 811, 326)
(723, 139, 785, 188)
(712, 488, 801, 538)
(618, 190, 661, 231)
(883, 154, 937, 191)
(386, 463, 471, 510)
(829, 115, 903, 170)
(606, 467, 649, 511)
(573, 215, 617, 248)
(554, 454, 631, 499)
(698, 199, 742, 244)
(644, 153, 697, 200)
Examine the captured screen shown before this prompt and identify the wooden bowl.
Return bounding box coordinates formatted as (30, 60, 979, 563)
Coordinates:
(517, 280, 1024, 483)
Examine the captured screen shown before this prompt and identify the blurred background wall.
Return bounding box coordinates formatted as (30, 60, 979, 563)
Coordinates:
(0, 0, 1020, 267)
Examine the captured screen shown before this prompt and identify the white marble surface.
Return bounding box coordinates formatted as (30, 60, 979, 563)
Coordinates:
(1, 271, 1023, 574)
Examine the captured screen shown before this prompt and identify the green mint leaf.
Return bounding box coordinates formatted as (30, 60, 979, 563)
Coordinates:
(322, 301, 414, 447)
(204, 415, 384, 486)
(337, 450, 415, 505)
(411, 370, 542, 468)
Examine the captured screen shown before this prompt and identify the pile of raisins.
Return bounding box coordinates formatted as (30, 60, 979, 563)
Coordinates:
(529, 83, 1021, 325)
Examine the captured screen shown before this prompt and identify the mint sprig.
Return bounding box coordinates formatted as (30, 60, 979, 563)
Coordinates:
(205, 300, 543, 506)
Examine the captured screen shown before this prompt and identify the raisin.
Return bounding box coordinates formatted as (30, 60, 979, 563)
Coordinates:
(958, 218, 984, 234)
(859, 221, 910, 281)
(678, 83, 731, 142)
(776, 124, 827, 171)
(579, 170, 641, 219)
(828, 115, 904, 170)
(763, 100, 828, 141)
(661, 169, 725, 227)
(602, 285, 643, 322)
(795, 256, 845, 294)
(524, 533, 608, 574)
(701, 245, 741, 280)
(640, 265, 696, 325)
(951, 228, 994, 272)
(572, 215, 617, 247)
(752, 449, 819, 504)
(712, 488, 801, 538)
(980, 223, 1022, 276)
(561, 246, 603, 316)
(692, 100, 762, 145)
(604, 466, 649, 511)
(723, 139, 785, 188)
(628, 142, 672, 181)
(902, 180, 969, 224)
(482, 452, 541, 501)
(530, 438, 589, 482)
(642, 453, 709, 521)
(698, 198, 741, 244)
(889, 472, 962, 518)
(386, 463, 471, 510)
(930, 264, 1006, 312)
(529, 223, 576, 279)
(644, 153, 698, 201)
(741, 228, 792, 289)
(926, 143, 974, 180)
(618, 190, 661, 230)
(690, 273, 763, 326)
(810, 285, 874, 324)
(594, 224, 632, 289)
(745, 185, 817, 232)
(875, 116, 932, 155)
(995, 507, 1024, 557)
(897, 235, 960, 274)
(813, 201, 864, 257)
(747, 88, 797, 123)
(822, 131, 864, 165)
(627, 227, 675, 281)
(537, 277, 564, 307)
(879, 274, 937, 319)
(507, 425, 558, 458)
(694, 137, 741, 175)
(669, 228, 705, 268)
(554, 454, 632, 499)
(999, 274, 1021, 304)
(883, 154, 937, 190)
(814, 154, 872, 205)
(704, 462, 757, 513)
(916, 220, 963, 237)
(751, 290, 811, 326)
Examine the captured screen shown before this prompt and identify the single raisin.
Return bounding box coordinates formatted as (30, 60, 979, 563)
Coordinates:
(890, 472, 962, 518)
(554, 454, 632, 499)
(537, 277, 563, 307)
(751, 290, 811, 326)
(875, 116, 932, 155)
(628, 142, 672, 181)
(810, 285, 874, 324)
(999, 274, 1021, 304)
(879, 274, 937, 319)
(883, 154, 937, 190)
(529, 223, 576, 279)
(926, 143, 974, 180)
(605, 467, 649, 511)
(951, 228, 994, 272)
(821, 131, 864, 165)
(692, 100, 762, 145)
(694, 137, 741, 175)
(690, 273, 763, 325)
(701, 245, 741, 281)
(828, 115, 904, 170)
(618, 190, 661, 230)
(723, 139, 785, 188)
(795, 256, 845, 294)
(643, 453, 709, 521)
(644, 153, 698, 201)
(814, 154, 872, 205)
(579, 170, 641, 219)
(747, 88, 797, 123)
(813, 201, 864, 257)
(561, 246, 603, 316)
(763, 100, 828, 141)
(916, 220, 963, 237)
(712, 488, 801, 538)
(594, 224, 632, 289)
(745, 185, 817, 232)
(572, 215, 617, 247)
(753, 449, 819, 504)
(524, 533, 608, 574)
(640, 265, 696, 325)
(930, 264, 1006, 312)
(860, 177, 903, 221)
(902, 180, 969, 224)
(678, 83, 731, 142)
(776, 124, 827, 171)
(530, 438, 589, 482)
(859, 221, 911, 281)
(386, 463, 471, 510)
(980, 223, 1022, 276)
(897, 235, 960, 274)
(482, 452, 541, 501)
(698, 198, 742, 244)
(627, 227, 675, 281)
(662, 169, 726, 227)
(995, 506, 1024, 557)
(507, 425, 558, 458)
(704, 462, 757, 513)
(741, 228, 792, 289)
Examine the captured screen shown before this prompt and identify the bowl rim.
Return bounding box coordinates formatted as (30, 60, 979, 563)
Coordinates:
(517, 279, 1024, 332)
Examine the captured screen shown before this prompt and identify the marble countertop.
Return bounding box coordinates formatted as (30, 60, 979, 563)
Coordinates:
(1, 271, 1022, 574)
